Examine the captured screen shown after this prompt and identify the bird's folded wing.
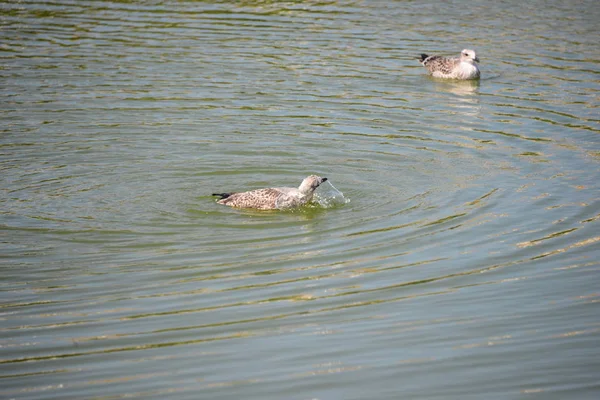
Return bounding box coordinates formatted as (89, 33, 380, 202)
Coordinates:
(220, 188, 283, 209)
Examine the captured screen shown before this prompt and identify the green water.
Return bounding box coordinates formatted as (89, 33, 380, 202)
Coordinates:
(1, 1, 599, 399)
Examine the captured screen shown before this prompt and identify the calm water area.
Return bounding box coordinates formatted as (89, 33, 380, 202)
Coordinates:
(1, 1, 599, 399)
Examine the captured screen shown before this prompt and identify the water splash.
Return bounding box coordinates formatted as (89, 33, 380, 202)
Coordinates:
(313, 180, 349, 208)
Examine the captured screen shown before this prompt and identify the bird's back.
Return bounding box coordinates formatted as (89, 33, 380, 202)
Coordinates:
(422, 55, 459, 76)
(216, 188, 280, 209)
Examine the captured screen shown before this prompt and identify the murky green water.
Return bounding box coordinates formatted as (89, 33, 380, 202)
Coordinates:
(1, 1, 599, 399)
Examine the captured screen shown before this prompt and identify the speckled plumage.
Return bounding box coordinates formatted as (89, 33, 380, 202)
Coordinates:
(418, 49, 480, 80)
(213, 175, 327, 210)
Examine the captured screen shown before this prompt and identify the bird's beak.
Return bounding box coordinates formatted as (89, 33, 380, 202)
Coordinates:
(322, 178, 328, 182)
(474, 57, 480, 63)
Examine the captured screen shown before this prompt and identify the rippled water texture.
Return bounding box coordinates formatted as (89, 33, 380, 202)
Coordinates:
(1, 1, 599, 399)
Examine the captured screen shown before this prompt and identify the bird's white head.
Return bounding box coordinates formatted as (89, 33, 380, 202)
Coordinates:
(460, 49, 480, 64)
(298, 175, 327, 194)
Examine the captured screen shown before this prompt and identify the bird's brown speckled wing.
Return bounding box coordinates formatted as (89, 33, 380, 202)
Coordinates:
(424, 55, 459, 75)
(217, 188, 282, 209)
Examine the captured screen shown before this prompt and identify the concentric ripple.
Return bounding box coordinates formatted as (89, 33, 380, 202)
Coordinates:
(1, 1, 599, 399)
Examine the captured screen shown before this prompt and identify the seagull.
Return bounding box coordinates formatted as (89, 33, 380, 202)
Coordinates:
(212, 175, 328, 210)
(418, 49, 480, 80)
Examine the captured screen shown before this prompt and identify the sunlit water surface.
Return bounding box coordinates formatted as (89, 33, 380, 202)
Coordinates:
(1, 1, 599, 399)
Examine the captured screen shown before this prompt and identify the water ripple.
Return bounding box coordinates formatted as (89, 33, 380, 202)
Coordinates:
(1, 1, 599, 399)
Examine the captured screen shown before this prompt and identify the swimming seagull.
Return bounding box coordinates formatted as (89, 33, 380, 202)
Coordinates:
(418, 49, 480, 80)
(212, 175, 328, 210)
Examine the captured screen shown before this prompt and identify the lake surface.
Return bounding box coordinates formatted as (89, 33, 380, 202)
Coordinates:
(1, 1, 599, 399)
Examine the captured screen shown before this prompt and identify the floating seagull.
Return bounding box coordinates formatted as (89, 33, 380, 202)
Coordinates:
(212, 175, 327, 210)
(418, 49, 480, 80)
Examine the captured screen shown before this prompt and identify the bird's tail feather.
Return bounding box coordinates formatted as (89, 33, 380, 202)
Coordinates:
(212, 193, 231, 200)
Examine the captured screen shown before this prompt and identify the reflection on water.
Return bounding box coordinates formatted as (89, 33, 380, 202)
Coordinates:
(439, 80, 480, 99)
(1, 0, 599, 399)
(432, 79, 481, 116)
